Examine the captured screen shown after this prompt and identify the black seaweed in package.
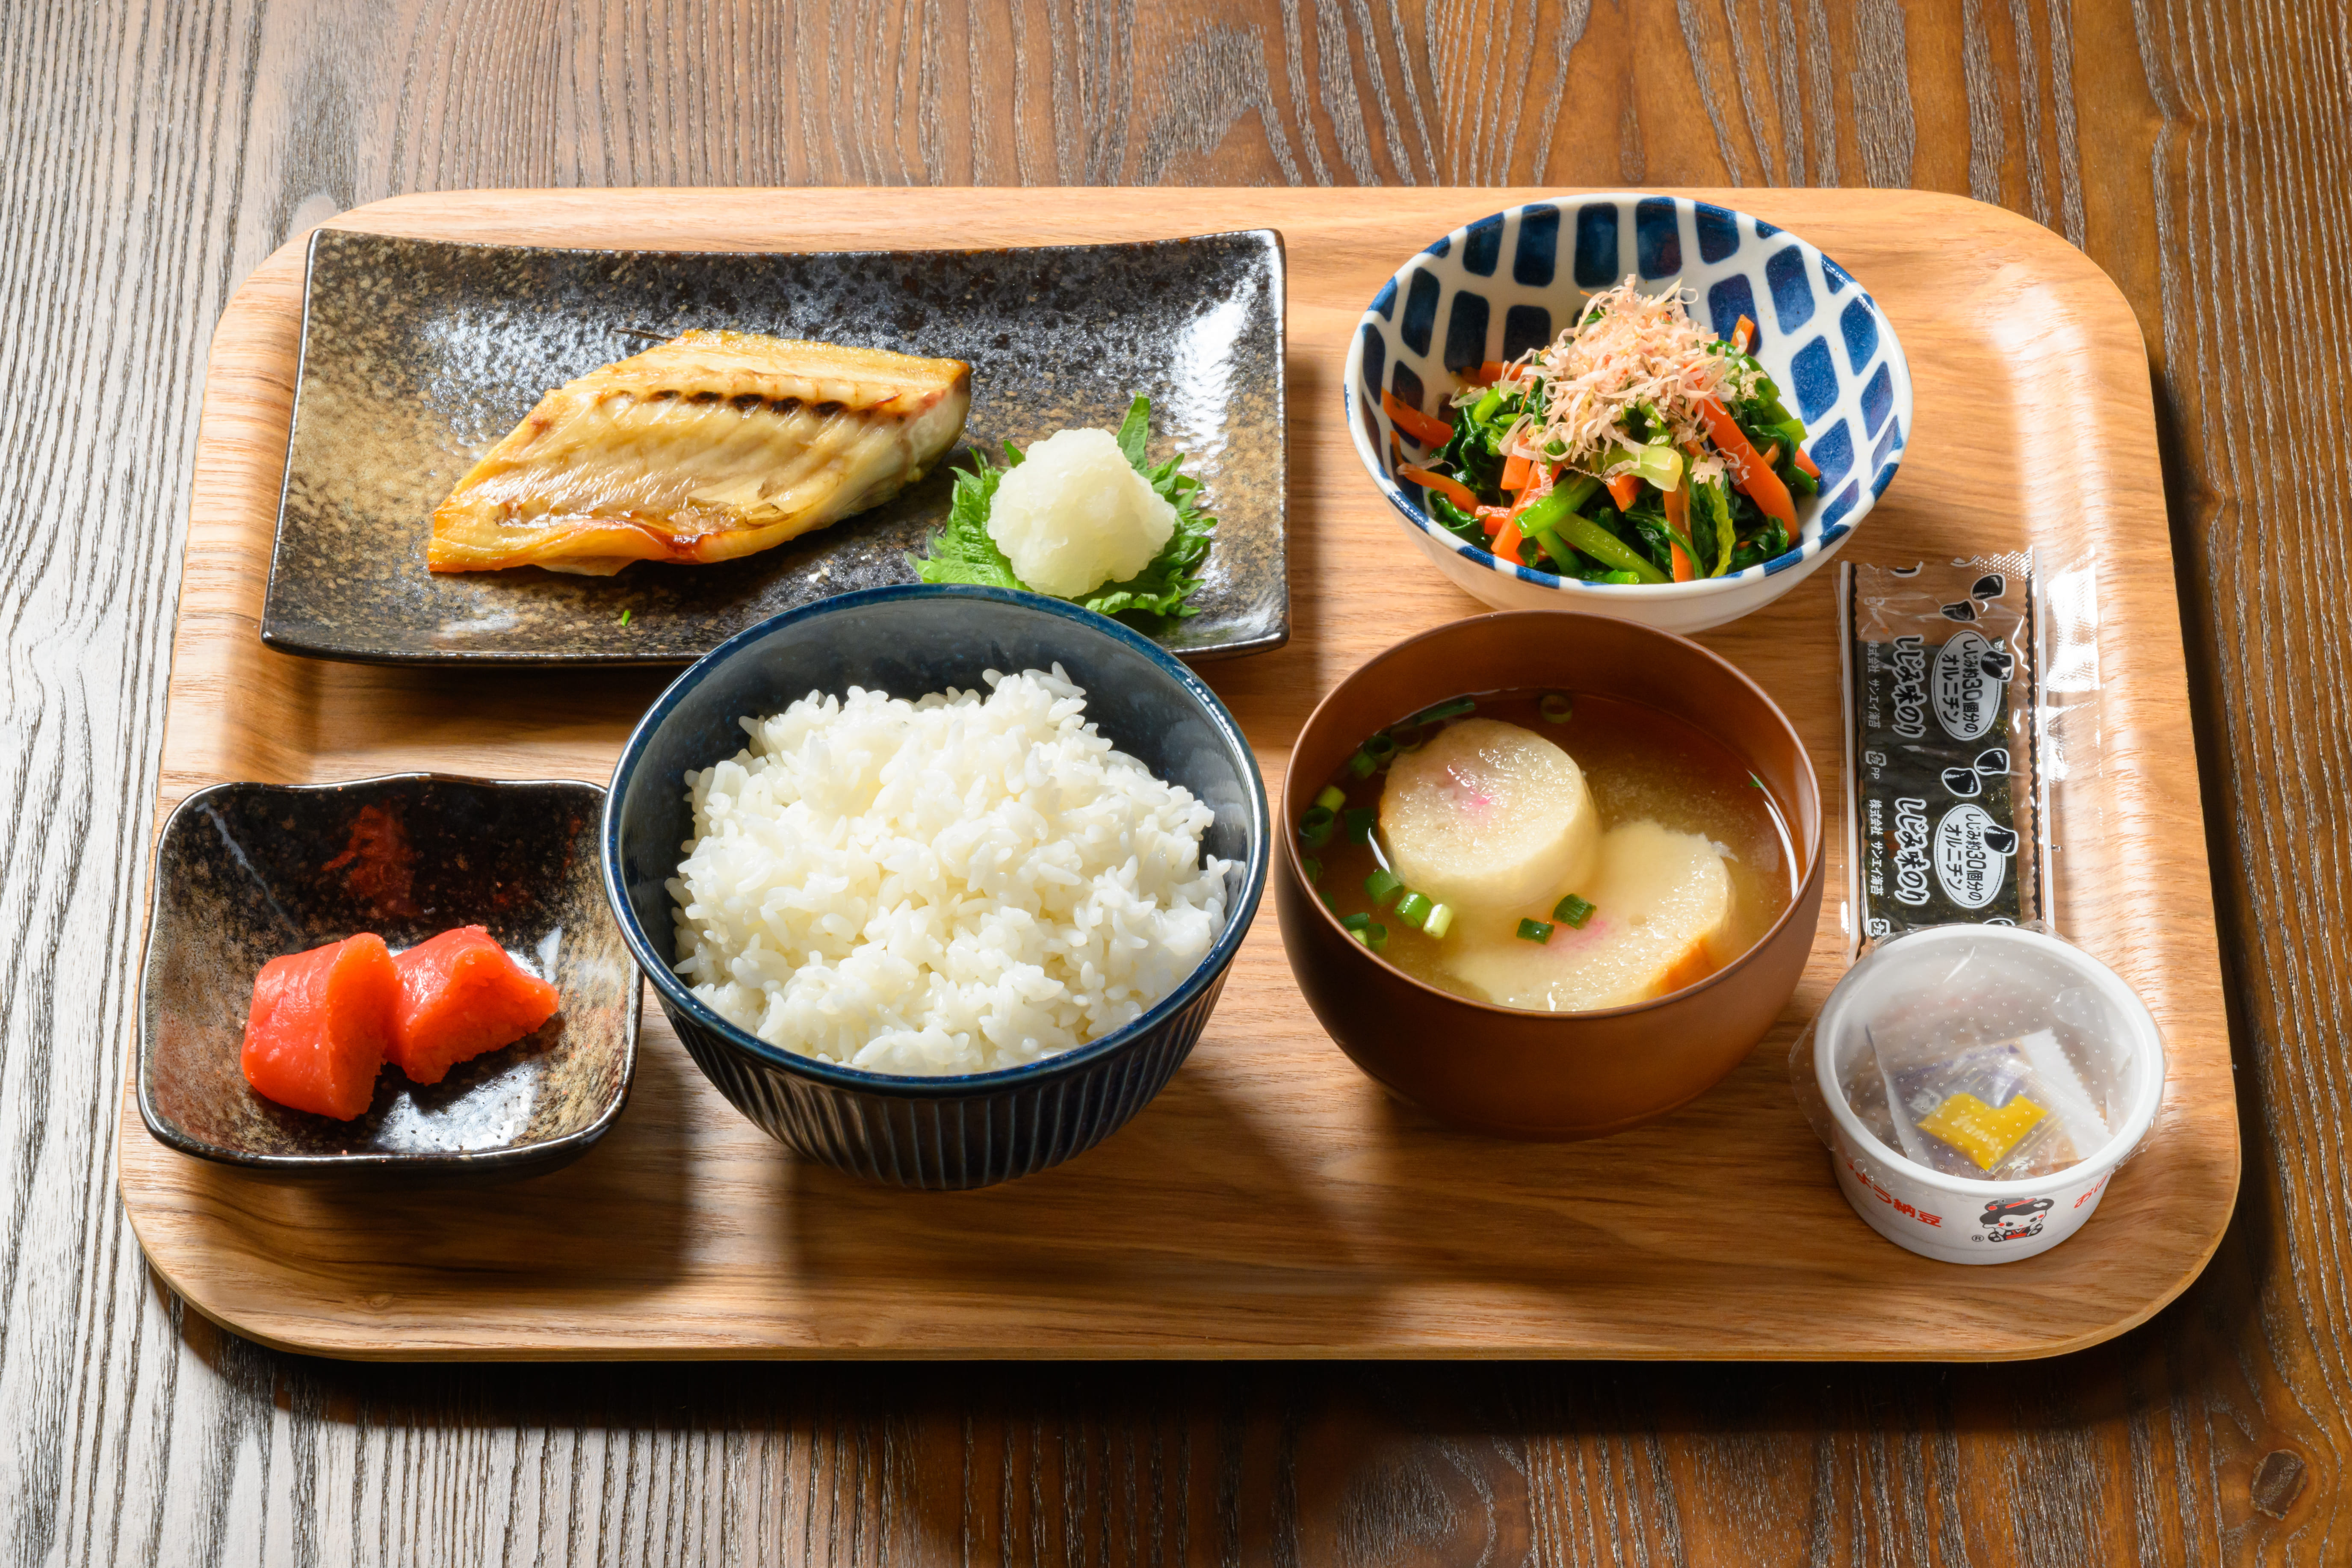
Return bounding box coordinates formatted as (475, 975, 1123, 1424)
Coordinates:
(1842, 553, 2041, 953)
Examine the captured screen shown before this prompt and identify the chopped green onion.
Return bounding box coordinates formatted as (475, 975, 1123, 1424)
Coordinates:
(1401, 696, 1477, 728)
(1423, 902, 1456, 939)
(1553, 894, 1596, 928)
(1362, 921, 1389, 952)
(1388, 723, 1429, 753)
(1365, 868, 1404, 906)
(1340, 911, 1373, 932)
(1314, 785, 1347, 814)
(1302, 857, 1323, 884)
(1321, 890, 1339, 912)
(1299, 806, 1335, 849)
(1347, 750, 1378, 780)
(1344, 808, 1376, 845)
(1395, 891, 1434, 927)
(1517, 918, 1555, 944)
(1539, 693, 1574, 724)
(619, 608, 632, 626)
(1362, 733, 1399, 767)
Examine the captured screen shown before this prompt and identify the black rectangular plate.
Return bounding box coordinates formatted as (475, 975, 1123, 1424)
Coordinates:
(262, 227, 1288, 665)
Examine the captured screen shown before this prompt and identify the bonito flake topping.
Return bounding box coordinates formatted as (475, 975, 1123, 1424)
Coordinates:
(1463, 276, 1762, 486)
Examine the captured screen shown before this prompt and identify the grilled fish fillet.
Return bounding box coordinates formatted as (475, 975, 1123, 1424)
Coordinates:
(428, 331, 972, 575)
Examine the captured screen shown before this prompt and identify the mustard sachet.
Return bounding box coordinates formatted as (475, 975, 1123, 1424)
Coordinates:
(1916, 1091, 2046, 1171)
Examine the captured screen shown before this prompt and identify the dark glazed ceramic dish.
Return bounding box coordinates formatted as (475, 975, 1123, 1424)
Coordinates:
(265, 227, 1288, 666)
(139, 774, 640, 1178)
(1276, 611, 1825, 1140)
(603, 584, 1270, 1190)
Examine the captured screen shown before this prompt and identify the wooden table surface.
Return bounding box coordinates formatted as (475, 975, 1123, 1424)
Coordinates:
(3, 0, 2334, 1561)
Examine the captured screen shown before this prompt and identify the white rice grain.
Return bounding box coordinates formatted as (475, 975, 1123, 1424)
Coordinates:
(668, 665, 1229, 1075)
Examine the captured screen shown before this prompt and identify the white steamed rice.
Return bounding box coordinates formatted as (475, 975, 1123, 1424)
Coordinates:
(668, 665, 1231, 1075)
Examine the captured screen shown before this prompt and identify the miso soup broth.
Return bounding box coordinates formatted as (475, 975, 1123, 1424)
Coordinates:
(1301, 690, 1797, 1012)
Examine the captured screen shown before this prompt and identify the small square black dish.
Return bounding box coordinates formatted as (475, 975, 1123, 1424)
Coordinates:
(263, 227, 1288, 666)
(139, 774, 640, 1179)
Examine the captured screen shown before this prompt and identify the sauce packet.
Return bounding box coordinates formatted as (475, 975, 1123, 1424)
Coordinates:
(1838, 552, 2103, 957)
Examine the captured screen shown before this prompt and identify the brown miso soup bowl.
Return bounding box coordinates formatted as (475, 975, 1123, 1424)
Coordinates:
(1276, 611, 1823, 1140)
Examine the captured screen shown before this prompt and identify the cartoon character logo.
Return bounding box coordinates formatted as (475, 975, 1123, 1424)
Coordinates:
(1979, 1197, 2054, 1243)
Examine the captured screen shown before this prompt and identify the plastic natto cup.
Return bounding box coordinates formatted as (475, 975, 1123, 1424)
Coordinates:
(1797, 924, 2166, 1264)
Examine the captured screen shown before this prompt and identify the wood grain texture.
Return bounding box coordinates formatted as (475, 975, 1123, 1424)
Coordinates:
(119, 184, 2225, 1364)
(3, 0, 2341, 1561)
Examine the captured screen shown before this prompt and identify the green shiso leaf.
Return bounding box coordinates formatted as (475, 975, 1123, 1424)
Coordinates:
(1114, 394, 1151, 468)
(906, 453, 1025, 590)
(909, 396, 1216, 622)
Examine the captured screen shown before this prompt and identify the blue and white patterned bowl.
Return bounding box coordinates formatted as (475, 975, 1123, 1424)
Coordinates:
(1346, 193, 1912, 633)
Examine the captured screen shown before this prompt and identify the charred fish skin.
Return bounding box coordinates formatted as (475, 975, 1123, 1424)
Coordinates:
(428, 331, 973, 576)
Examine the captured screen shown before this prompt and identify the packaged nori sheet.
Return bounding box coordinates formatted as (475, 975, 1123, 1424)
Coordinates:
(1842, 553, 2041, 952)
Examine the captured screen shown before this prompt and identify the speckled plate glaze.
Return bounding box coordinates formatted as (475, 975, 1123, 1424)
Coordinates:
(138, 774, 640, 1178)
(262, 227, 1289, 665)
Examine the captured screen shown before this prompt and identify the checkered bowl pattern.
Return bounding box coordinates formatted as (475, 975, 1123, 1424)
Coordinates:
(1346, 193, 1913, 633)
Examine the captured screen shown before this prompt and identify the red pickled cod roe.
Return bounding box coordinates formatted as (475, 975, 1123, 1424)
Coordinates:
(239, 933, 400, 1120)
(389, 926, 561, 1085)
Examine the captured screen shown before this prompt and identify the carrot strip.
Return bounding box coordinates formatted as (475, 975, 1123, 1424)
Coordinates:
(1604, 473, 1640, 510)
(1793, 445, 1821, 478)
(1505, 467, 1552, 523)
(1733, 315, 1756, 352)
(1382, 390, 1455, 447)
(1696, 398, 1799, 530)
(1500, 452, 1532, 492)
(1398, 465, 1478, 513)
(1663, 484, 1694, 582)
(1486, 485, 1544, 573)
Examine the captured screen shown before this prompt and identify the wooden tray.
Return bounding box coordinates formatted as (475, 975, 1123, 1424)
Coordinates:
(119, 188, 2235, 1361)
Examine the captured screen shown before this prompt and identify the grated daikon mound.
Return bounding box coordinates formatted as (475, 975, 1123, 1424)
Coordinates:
(985, 427, 1176, 598)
